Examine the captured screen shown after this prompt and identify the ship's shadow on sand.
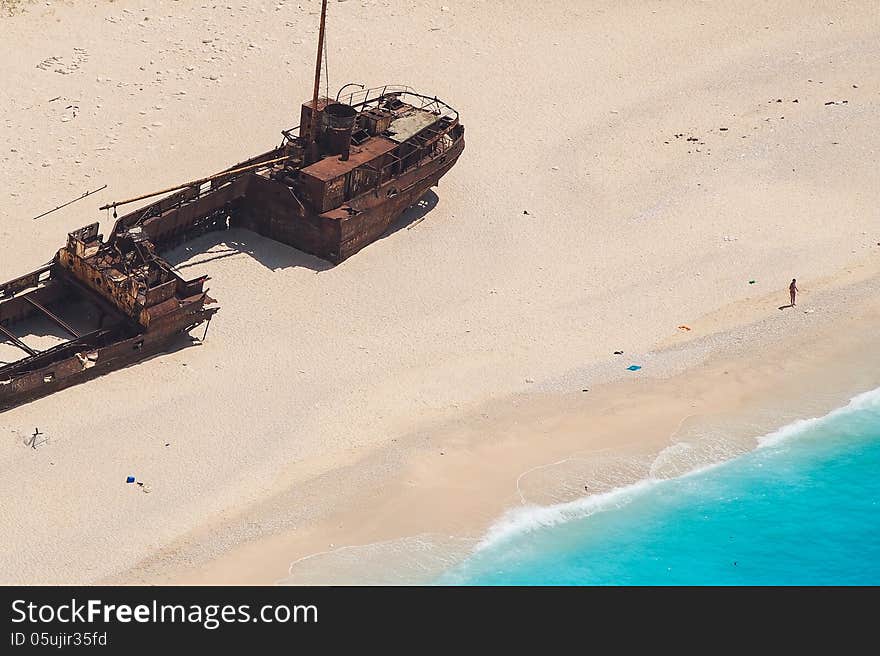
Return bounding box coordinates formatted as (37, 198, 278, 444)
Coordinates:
(163, 190, 440, 273)
(1, 193, 442, 366)
(381, 189, 439, 239)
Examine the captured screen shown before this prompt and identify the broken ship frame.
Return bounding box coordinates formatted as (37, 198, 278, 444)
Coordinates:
(0, 1, 464, 412)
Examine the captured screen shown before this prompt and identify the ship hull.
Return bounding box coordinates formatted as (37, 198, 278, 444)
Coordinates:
(1, 88, 464, 412)
(334, 134, 465, 262)
(0, 136, 462, 413)
(0, 262, 216, 412)
(234, 133, 465, 263)
(0, 328, 198, 413)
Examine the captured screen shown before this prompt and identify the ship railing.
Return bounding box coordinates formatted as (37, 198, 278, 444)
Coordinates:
(281, 85, 459, 144)
(338, 84, 413, 107)
(341, 85, 459, 122)
(0, 264, 54, 303)
(348, 123, 457, 187)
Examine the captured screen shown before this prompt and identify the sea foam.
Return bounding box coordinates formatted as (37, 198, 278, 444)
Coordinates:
(757, 386, 880, 449)
(474, 386, 880, 554)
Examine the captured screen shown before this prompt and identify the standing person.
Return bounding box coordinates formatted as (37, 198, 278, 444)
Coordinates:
(789, 278, 798, 307)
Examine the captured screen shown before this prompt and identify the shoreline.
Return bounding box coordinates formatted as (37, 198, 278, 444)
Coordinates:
(122, 261, 880, 585)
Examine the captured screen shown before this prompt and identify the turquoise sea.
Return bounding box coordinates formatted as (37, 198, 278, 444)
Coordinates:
(440, 388, 880, 585)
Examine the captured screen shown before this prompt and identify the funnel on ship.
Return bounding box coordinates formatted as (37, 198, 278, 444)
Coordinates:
(323, 103, 357, 160)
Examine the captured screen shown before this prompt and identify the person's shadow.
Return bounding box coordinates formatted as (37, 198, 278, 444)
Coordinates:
(778, 304, 795, 310)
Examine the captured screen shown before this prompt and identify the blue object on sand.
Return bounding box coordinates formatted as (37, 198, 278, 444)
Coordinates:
(126, 476, 136, 483)
(627, 365, 642, 371)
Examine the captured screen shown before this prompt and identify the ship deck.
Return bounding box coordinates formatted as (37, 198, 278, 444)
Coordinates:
(0, 267, 130, 374)
(296, 136, 398, 182)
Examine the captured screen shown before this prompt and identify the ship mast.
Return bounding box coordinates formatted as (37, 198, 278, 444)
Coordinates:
(308, 0, 329, 162)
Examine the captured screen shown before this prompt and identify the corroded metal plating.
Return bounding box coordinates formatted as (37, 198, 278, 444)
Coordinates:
(0, 86, 464, 411)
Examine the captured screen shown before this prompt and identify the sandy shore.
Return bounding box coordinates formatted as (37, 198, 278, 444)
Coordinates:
(1, 1, 878, 584)
(158, 267, 880, 584)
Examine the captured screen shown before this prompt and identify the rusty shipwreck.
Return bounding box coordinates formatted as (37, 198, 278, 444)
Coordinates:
(0, 0, 464, 412)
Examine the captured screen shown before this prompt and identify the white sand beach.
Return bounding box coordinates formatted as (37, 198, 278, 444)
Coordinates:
(0, 0, 878, 584)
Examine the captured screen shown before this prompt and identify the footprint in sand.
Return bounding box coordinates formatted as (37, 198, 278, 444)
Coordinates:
(35, 47, 89, 75)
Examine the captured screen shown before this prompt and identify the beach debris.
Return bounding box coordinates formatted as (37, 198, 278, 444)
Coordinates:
(525, 377, 535, 384)
(27, 428, 48, 449)
(582, 388, 589, 392)
(523, 210, 530, 215)
(803, 308, 815, 314)
(626, 365, 642, 371)
(677, 325, 691, 331)
(824, 100, 848, 105)
(719, 127, 728, 131)
(125, 477, 152, 493)
(613, 350, 624, 355)
(748, 280, 756, 284)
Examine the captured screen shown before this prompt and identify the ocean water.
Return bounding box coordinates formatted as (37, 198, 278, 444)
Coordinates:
(439, 388, 880, 585)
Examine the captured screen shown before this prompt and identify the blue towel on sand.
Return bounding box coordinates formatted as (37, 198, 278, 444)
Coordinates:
(627, 365, 642, 371)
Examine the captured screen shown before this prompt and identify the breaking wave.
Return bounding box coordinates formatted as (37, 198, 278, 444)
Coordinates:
(282, 387, 880, 584)
(471, 386, 880, 555)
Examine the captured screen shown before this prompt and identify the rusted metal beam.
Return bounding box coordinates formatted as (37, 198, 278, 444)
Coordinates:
(0, 323, 38, 357)
(309, 0, 329, 162)
(23, 296, 81, 339)
(0, 327, 114, 377)
(98, 156, 291, 212)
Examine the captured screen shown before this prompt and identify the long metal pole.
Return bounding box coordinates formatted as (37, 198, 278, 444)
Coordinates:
(32, 185, 108, 221)
(98, 155, 290, 212)
(24, 296, 81, 339)
(309, 0, 329, 162)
